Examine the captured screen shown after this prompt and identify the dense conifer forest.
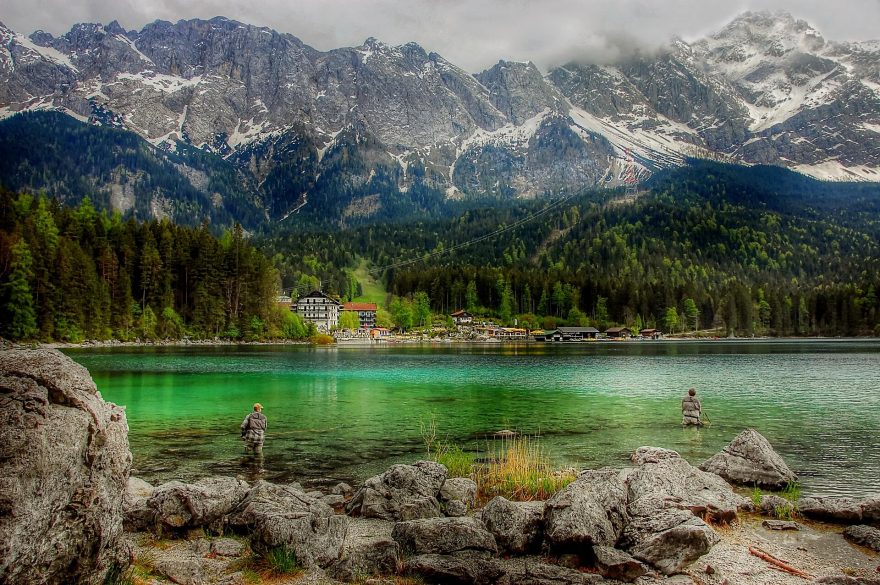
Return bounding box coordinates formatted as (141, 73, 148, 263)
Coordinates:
(2, 160, 880, 341)
(0, 191, 310, 342)
(263, 162, 880, 337)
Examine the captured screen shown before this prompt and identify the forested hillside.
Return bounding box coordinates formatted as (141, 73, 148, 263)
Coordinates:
(0, 191, 309, 342)
(0, 112, 266, 228)
(261, 162, 880, 336)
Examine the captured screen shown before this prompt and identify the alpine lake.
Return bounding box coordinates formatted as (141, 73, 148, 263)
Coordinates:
(64, 340, 880, 497)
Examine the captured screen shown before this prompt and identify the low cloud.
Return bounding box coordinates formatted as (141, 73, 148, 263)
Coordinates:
(2, 0, 878, 72)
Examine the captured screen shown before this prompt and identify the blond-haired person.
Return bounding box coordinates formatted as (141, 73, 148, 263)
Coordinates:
(241, 403, 268, 454)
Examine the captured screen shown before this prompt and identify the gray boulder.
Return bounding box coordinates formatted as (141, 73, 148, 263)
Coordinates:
(228, 480, 347, 568)
(843, 525, 880, 552)
(798, 496, 863, 523)
(445, 499, 469, 517)
(699, 429, 797, 489)
(405, 552, 505, 585)
(543, 468, 630, 551)
(501, 561, 606, 584)
(482, 496, 545, 554)
(591, 545, 647, 582)
(147, 476, 250, 532)
(392, 516, 497, 555)
(618, 506, 720, 575)
(440, 477, 478, 508)
(124, 476, 156, 531)
(347, 460, 447, 521)
(331, 482, 354, 497)
(758, 494, 794, 517)
(328, 518, 400, 581)
(153, 556, 204, 585)
(860, 495, 880, 523)
(211, 538, 245, 557)
(0, 349, 131, 585)
(629, 446, 744, 522)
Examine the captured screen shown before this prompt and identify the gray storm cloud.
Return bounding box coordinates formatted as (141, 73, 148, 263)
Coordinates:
(2, 0, 878, 72)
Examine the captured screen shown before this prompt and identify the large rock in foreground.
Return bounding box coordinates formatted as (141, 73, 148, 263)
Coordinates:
(699, 429, 797, 489)
(629, 447, 744, 522)
(392, 516, 497, 556)
(147, 476, 250, 532)
(482, 496, 545, 554)
(0, 349, 132, 585)
(228, 480, 348, 568)
(543, 468, 630, 552)
(347, 460, 448, 521)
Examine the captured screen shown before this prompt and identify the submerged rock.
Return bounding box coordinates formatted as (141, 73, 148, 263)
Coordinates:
(347, 460, 448, 521)
(699, 429, 797, 489)
(0, 349, 131, 585)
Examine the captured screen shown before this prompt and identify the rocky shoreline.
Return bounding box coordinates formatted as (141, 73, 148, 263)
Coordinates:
(1, 349, 879, 585)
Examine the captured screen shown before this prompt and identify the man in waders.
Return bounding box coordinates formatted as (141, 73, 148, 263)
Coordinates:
(241, 403, 268, 454)
(681, 388, 703, 426)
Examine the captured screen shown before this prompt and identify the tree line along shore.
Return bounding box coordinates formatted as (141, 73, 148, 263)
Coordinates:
(2, 178, 880, 344)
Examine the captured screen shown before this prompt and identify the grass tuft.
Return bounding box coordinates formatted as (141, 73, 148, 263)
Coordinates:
(474, 435, 576, 505)
(264, 546, 302, 576)
(751, 485, 763, 508)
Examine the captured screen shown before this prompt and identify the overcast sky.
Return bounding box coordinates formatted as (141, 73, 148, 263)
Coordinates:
(3, 0, 879, 71)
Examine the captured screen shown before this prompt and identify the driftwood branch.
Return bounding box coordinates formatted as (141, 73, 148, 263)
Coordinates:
(748, 546, 812, 579)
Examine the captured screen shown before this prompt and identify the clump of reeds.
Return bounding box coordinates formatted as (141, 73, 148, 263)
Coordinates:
(474, 434, 576, 505)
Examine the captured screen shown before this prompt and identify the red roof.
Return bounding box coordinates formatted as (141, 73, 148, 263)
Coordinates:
(343, 302, 377, 311)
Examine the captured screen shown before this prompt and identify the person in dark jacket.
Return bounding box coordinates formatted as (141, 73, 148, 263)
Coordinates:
(241, 403, 268, 454)
(681, 388, 703, 426)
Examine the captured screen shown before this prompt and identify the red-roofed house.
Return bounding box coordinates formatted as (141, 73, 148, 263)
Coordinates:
(343, 302, 378, 329)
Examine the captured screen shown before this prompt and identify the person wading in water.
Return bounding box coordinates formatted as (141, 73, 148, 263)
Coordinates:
(681, 388, 703, 426)
(241, 403, 268, 454)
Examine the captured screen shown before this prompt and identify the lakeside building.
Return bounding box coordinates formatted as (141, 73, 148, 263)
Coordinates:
(295, 290, 341, 331)
(605, 326, 633, 339)
(474, 325, 528, 339)
(450, 310, 474, 325)
(533, 327, 600, 342)
(342, 302, 378, 329)
(640, 328, 662, 339)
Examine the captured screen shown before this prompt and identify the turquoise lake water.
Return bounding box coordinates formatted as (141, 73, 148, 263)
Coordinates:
(64, 340, 880, 496)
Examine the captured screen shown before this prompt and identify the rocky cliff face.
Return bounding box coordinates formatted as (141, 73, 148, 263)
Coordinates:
(0, 10, 878, 224)
(0, 349, 131, 585)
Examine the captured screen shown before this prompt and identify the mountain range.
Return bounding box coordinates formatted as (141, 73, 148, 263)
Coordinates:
(1, 11, 879, 226)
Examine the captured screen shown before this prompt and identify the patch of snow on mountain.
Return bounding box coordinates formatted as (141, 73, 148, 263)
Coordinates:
(14, 33, 78, 72)
(117, 35, 155, 66)
(457, 108, 551, 155)
(795, 160, 880, 181)
(567, 106, 688, 168)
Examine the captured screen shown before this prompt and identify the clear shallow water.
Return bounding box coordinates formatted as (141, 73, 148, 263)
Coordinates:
(64, 341, 880, 496)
